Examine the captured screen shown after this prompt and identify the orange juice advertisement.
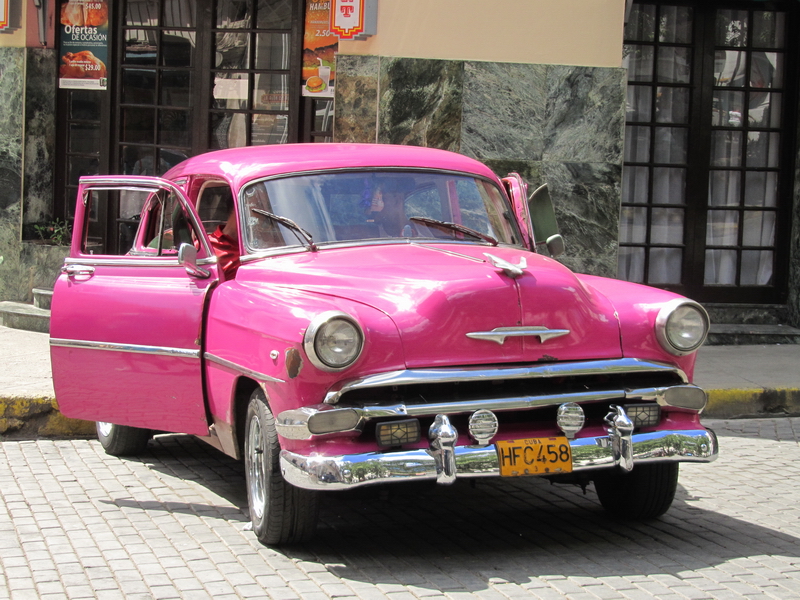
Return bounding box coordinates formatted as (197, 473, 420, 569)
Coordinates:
(303, 1, 338, 98)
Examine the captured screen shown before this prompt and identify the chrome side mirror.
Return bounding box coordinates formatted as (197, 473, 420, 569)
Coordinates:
(546, 234, 565, 259)
(528, 183, 566, 258)
(178, 243, 211, 279)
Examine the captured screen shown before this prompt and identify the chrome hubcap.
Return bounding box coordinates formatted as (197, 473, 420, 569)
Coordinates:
(97, 421, 113, 437)
(247, 415, 266, 520)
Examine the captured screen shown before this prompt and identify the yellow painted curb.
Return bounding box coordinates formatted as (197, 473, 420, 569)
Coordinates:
(705, 388, 800, 419)
(0, 397, 95, 439)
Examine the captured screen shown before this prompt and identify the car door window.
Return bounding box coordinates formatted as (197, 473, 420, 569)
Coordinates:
(82, 186, 201, 257)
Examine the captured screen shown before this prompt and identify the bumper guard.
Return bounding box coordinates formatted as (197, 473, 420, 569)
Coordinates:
(280, 412, 718, 491)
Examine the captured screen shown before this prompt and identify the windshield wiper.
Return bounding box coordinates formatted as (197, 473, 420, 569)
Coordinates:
(409, 217, 498, 246)
(251, 208, 318, 252)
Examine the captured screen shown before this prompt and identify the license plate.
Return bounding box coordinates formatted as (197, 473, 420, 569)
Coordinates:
(496, 436, 573, 476)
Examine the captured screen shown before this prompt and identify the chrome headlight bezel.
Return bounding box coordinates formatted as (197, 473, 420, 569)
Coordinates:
(655, 300, 710, 356)
(303, 311, 364, 372)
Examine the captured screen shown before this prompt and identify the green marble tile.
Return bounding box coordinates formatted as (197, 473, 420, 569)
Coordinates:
(462, 62, 547, 161)
(377, 57, 463, 150)
(543, 65, 626, 164)
(334, 55, 380, 143)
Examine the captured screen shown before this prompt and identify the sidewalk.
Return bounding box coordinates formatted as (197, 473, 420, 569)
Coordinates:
(1, 325, 799, 438)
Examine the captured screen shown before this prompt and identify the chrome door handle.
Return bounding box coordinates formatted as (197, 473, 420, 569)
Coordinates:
(61, 264, 95, 276)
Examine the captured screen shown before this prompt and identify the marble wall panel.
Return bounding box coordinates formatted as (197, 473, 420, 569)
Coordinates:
(0, 47, 25, 301)
(334, 55, 380, 143)
(0, 47, 24, 213)
(377, 57, 463, 151)
(540, 161, 622, 278)
(0, 48, 63, 302)
(23, 48, 57, 229)
(542, 65, 626, 164)
(461, 62, 547, 161)
(334, 54, 625, 277)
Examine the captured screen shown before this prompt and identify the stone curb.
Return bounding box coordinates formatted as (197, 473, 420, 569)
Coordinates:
(2, 389, 800, 440)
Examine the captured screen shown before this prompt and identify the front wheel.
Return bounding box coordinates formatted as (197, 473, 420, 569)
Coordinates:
(96, 421, 152, 456)
(244, 388, 319, 545)
(593, 462, 679, 519)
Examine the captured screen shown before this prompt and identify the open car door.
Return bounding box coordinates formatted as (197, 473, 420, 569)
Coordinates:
(50, 177, 220, 436)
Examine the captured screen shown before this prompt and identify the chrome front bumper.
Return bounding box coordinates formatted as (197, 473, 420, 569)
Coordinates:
(280, 425, 718, 491)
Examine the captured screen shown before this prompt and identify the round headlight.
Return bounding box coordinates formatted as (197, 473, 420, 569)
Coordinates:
(655, 300, 709, 355)
(304, 311, 364, 371)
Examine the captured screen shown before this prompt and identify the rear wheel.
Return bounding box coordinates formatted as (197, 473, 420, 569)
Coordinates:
(96, 421, 152, 456)
(244, 388, 319, 545)
(593, 462, 679, 519)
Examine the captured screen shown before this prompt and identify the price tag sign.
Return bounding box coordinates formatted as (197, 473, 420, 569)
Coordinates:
(58, 1, 109, 90)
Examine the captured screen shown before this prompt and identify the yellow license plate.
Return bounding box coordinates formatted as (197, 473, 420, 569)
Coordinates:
(496, 436, 573, 476)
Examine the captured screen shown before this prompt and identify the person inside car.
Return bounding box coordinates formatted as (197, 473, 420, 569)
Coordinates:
(366, 182, 414, 237)
(208, 199, 240, 280)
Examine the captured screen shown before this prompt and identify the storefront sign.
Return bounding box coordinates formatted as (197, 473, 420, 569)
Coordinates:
(330, 0, 377, 40)
(0, 0, 9, 31)
(58, 1, 109, 90)
(302, 1, 338, 98)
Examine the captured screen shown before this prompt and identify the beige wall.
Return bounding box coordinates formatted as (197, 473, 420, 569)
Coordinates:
(0, 0, 25, 47)
(338, 0, 626, 68)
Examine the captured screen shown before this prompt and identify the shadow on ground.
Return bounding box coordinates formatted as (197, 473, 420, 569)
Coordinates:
(111, 433, 800, 593)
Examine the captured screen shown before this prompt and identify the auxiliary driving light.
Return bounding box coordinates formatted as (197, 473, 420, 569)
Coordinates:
(307, 408, 361, 435)
(376, 419, 421, 448)
(662, 386, 708, 411)
(556, 402, 585, 439)
(468, 409, 499, 445)
(622, 403, 661, 428)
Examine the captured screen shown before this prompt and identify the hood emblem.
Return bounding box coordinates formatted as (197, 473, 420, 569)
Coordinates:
(466, 326, 570, 345)
(484, 253, 527, 278)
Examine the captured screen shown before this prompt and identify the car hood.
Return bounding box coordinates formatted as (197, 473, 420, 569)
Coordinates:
(237, 243, 622, 368)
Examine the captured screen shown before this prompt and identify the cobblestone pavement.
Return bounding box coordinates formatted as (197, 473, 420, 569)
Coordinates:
(1, 418, 799, 600)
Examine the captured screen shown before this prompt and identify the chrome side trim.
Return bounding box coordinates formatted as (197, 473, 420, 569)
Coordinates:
(205, 352, 285, 383)
(280, 428, 718, 491)
(61, 256, 218, 268)
(466, 326, 570, 345)
(323, 358, 689, 405)
(49, 338, 200, 358)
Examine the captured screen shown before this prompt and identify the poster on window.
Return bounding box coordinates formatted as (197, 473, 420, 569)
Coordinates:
(58, 1, 109, 90)
(302, 1, 338, 98)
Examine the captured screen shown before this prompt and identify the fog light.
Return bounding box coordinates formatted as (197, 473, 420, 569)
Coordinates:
(376, 419, 421, 448)
(622, 403, 660, 428)
(556, 402, 585, 439)
(308, 408, 361, 435)
(662, 386, 707, 411)
(468, 409, 498, 446)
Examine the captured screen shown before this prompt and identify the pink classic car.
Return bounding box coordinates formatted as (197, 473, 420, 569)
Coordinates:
(50, 144, 717, 546)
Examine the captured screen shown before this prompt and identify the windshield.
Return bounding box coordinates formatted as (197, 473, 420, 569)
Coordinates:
(241, 170, 522, 251)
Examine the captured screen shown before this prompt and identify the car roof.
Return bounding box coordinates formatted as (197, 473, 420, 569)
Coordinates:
(163, 143, 502, 191)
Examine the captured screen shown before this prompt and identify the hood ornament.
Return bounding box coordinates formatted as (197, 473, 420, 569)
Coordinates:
(467, 326, 570, 345)
(484, 253, 527, 278)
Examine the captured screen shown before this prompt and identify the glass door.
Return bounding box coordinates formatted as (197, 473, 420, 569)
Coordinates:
(56, 0, 310, 253)
(619, 2, 795, 303)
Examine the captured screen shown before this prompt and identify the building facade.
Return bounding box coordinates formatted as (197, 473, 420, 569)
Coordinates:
(1, 0, 799, 326)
